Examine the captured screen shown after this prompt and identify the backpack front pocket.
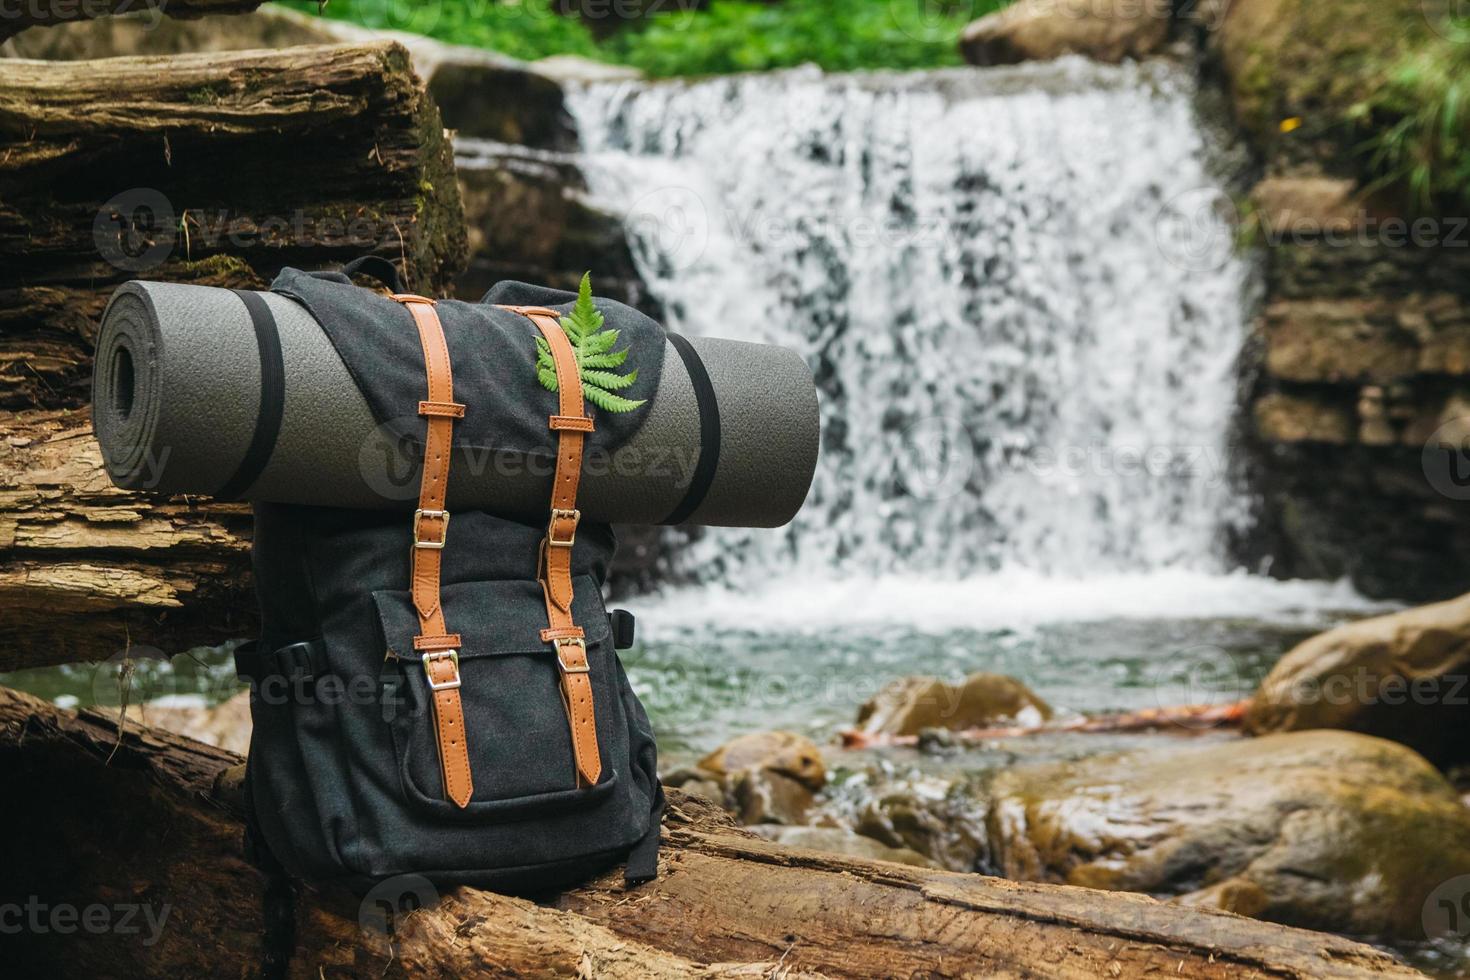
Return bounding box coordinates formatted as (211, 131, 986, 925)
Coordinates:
(371, 578, 624, 821)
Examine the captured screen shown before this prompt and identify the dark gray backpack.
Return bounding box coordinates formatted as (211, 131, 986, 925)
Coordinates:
(234, 264, 663, 898)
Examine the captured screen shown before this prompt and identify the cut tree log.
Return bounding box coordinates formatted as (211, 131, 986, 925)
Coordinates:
(0, 684, 1425, 978)
(0, 0, 266, 43)
(0, 407, 252, 671)
(0, 40, 466, 410)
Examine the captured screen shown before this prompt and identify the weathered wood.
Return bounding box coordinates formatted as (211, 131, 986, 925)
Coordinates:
(0, 0, 265, 43)
(0, 41, 467, 409)
(0, 684, 1424, 979)
(0, 408, 253, 670)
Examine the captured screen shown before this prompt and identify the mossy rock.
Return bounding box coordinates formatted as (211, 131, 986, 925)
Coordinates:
(986, 730, 1470, 938)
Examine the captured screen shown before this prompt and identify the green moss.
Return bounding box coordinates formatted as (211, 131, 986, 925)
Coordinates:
(1223, 0, 1470, 212)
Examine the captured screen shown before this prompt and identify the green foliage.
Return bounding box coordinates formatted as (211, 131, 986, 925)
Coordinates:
(1349, 40, 1470, 211)
(535, 273, 647, 414)
(273, 0, 1000, 77)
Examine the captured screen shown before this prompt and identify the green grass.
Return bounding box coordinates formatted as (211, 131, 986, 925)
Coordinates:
(275, 0, 1004, 77)
(1349, 37, 1470, 211)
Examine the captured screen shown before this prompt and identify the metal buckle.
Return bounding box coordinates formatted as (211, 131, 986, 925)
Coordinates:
(546, 508, 579, 548)
(413, 508, 450, 549)
(421, 649, 461, 691)
(553, 637, 589, 674)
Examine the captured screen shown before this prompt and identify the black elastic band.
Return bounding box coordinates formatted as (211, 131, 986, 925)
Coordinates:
(340, 255, 404, 293)
(217, 290, 285, 500)
(661, 333, 721, 525)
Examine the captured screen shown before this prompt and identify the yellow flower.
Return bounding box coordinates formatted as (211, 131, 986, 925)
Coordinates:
(1279, 117, 1303, 134)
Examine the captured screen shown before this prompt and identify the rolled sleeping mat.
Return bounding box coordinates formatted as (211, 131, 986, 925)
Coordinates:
(92, 273, 819, 528)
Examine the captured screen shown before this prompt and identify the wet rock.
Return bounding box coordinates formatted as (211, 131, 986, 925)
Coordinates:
(699, 731, 827, 791)
(751, 826, 939, 868)
(730, 768, 813, 825)
(856, 673, 1052, 737)
(429, 58, 575, 149)
(853, 779, 988, 872)
(960, 0, 1173, 67)
(1246, 595, 1470, 767)
(986, 730, 1470, 938)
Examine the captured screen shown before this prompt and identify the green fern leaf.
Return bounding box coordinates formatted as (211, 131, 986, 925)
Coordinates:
(578, 349, 630, 370)
(530, 272, 646, 413)
(581, 328, 620, 356)
(584, 384, 647, 414)
(581, 368, 638, 391)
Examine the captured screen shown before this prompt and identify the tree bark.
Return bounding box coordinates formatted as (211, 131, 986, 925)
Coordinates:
(0, 40, 467, 410)
(0, 408, 253, 671)
(0, 684, 1423, 979)
(0, 0, 266, 43)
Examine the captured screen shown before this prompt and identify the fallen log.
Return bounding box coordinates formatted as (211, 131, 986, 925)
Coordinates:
(0, 0, 265, 43)
(0, 684, 1424, 978)
(0, 40, 466, 410)
(0, 407, 252, 671)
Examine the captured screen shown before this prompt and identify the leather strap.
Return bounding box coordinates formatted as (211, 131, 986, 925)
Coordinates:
(393, 294, 473, 809)
(499, 304, 603, 787)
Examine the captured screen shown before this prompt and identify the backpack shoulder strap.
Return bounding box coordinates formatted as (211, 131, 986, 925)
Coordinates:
(499, 304, 603, 787)
(392, 293, 474, 809)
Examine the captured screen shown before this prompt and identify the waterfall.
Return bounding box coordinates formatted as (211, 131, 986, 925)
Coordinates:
(566, 59, 1260, 600)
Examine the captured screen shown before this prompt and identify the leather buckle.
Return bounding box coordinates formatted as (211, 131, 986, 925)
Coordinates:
(421, 649, 461, 691)
(413, 508, 450, 549)
(553, 637, 589, 674)
(546, 507, 580, 548)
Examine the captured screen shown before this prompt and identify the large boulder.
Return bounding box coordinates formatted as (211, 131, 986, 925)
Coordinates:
(986, 731, 1470, 938)
(1246, 595, 1470, 766)
(855, 673, 1052, 737)
(960, 0, 1174, 67)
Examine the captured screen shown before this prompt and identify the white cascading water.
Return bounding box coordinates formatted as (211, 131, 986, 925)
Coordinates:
(564, 60, 1370, 629)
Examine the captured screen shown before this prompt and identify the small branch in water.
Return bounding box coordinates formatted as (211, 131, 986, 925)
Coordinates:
(838, 700, 1250, 750)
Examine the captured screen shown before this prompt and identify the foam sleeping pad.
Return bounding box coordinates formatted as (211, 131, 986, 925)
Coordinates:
(91, 270, 819, 528)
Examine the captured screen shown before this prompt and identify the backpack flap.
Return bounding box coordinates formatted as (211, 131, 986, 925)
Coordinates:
(371, 577, 624, 818)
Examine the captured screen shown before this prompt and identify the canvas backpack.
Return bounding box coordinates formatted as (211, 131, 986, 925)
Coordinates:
(234, 261, 664, 898)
